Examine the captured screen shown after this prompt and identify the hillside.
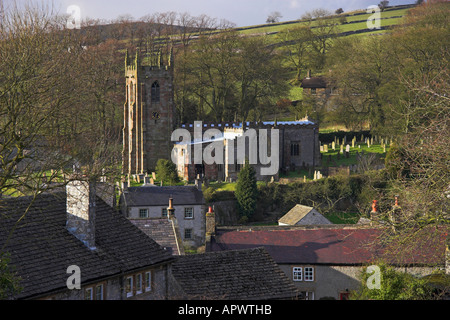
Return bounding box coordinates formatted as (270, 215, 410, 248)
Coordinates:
(85, 4, 414, 48)
(235, 4, 414, 43)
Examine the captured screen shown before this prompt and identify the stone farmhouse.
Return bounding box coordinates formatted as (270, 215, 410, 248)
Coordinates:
(120, 183, 206, 248)
(0, 181, 175, 300)
(300, 70, 337, 98)
(207, 224, 449, 300)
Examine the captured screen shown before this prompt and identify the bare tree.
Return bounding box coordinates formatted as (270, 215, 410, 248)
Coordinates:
(0, 1, 82, 198)
(266, 11, 282, 24)
(378, 0, 389, 11)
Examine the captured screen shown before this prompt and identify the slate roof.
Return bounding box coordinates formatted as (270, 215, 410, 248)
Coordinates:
(130, 218, 184, 255)
(0, 192, 174, 299)
(171, 247, 299, 300)
(278, 204, 331, 225)
(300, 76, 328, 89)
(210, 226, 447, 266)
(123, 186, 205, 207)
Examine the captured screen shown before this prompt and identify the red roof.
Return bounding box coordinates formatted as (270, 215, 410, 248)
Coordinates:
(210, 227, 447, 266)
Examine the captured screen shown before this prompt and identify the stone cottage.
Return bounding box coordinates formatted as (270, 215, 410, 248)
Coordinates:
(120, 184, 206, 248)
(0, 180, 175, 300)
(208, 224, 448, 300)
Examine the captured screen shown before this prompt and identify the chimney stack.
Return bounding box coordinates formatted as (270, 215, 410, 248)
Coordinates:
(206, 206, 216, 236)
(195, 178, 202, 191)
(66, 180, 97, 250)
(167, 196, 175, 219)
(205, 206, 216, 252)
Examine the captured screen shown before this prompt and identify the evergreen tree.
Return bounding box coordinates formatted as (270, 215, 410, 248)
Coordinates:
(235, 160, 258, 220)
(155, 159, 179, 185)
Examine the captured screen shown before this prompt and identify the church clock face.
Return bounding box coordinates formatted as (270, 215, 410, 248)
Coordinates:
(152, 111, 160, 120)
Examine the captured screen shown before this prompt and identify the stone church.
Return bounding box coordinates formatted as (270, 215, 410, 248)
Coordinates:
(122, 49, 320, 181)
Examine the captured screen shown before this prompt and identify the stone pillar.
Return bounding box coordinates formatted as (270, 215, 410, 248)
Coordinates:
(66, 180, 96, 250)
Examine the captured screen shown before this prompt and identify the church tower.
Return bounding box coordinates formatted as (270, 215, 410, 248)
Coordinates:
(123, 48, 176, 176)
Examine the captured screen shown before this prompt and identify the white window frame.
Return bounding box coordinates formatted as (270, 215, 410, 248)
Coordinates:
(95, 284, 104, 300)
(136, 274, 143, 294)
(293, 267, 302, 281)
(126, 276, 133, 298)
(85, 287, 93, 300)
(305, 291, 315, 300)
(145, 272, 152, 292)
(304, 267, 314, 281)
(184, 207, 194, 219)
(161, 208, 168, 218)
(139, 208, 149, 218)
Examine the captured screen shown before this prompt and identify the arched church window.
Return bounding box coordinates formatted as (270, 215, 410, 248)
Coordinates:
(151, 81, 160, 103)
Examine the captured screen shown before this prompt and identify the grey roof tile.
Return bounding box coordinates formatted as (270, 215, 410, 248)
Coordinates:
(123, 186, 205, 207)
(0, 191, 174, 299)
(172, 247, 299, 300)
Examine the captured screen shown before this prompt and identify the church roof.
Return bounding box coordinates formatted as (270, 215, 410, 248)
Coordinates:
(262, 120, 315, 126)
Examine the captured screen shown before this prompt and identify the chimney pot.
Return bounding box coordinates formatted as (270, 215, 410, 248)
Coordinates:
(394, 195, 400, 207)
(206, 206, 215, 236)
(167, 196, 175, 219)
(371, 200, 378, 213)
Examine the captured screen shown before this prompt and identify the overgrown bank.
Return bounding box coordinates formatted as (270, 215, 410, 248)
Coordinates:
(204, 169, 391, 225)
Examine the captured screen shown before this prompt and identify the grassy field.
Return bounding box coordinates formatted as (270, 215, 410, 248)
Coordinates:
(236, 6, 409, 42)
